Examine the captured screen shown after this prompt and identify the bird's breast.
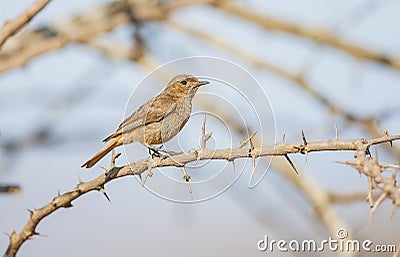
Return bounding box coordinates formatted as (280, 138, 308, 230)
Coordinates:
(158, 99, 193, 143)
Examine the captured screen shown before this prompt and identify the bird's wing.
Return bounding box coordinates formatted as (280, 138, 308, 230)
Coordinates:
(103, 94, 177, 142)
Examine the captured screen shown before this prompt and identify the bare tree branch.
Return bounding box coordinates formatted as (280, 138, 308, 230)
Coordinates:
(4, 133, 400, 257)
(0, 184, 21, 194)
(0, 0, 52, 49)
(213, 0, 400, 70)
(0, 0, 213, 73)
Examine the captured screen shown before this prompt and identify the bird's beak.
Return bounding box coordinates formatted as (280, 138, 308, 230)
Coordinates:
(194, 81, 209, 87)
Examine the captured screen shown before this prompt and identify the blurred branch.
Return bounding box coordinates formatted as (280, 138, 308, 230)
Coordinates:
(213, 0, 400, 70)
(0, 0, 52, 49)
(327, 191, 372, 204)
(5, 133, 400, 257)
(0, 0, 212, 74)
(0, 184, 21, 194)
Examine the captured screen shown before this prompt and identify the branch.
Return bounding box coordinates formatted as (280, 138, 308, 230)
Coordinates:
(339, 135, 400, 221)
(0, 0, 52, 49)
(0, 0, 213, 74)
(0, 184, 21, 194)
(212, 0, 400, 70)
(4, 133, 400, 257)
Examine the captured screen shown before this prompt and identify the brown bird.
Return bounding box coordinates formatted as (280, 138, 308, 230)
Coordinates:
(82, 74, 209, 168)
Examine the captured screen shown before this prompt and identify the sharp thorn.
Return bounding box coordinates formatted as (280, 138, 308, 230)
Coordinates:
(250, 155, 256, 179)
(335, 124, 338, 140)
(100, 188, 111, 202)
(366, 147, 371, 157)
(284, 154, 298, 175)
(231, 160, 236, 172)
(301, 130, 307, 146)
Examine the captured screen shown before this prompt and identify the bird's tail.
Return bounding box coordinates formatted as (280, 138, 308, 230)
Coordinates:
(81, 136, 121, 168)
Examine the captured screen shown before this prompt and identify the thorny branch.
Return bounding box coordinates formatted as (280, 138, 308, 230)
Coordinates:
(4, 132, 400, 257)
(338, 132, 400, 221)
(166, 20, 400, 159)
(2, 1, 400, 256)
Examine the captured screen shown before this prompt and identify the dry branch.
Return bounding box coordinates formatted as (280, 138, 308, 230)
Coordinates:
(0, 0, 52, 49)
(0, 184, 21, 194)
(213, 0, 400, 70)
(4, 133, 400, 257)
(0, 0, 211, 73)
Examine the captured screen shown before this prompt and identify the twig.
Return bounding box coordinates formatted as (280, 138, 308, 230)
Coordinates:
(0, 184, 21, 194)
(0, 0, 52, 49)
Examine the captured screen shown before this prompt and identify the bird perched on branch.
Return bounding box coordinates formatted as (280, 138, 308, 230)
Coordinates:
(82, 74, 209, 168)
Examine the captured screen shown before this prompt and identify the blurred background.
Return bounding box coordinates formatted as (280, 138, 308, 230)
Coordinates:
(1, 0, 400, 256)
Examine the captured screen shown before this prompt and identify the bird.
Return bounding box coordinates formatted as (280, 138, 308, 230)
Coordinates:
(81, 74, 209, 168)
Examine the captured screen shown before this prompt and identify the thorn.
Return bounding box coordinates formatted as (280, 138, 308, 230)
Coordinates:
(366, 176, 374, 208)
(335, 124, 338, 140)
(231, 160, 236, 172)
(366, 147, 371, 157)
(335, 160, 356, 165)
(282, 134, 285, 144)
(27, 209, 34, 217)
(110, 150, 121, 168)
(8, 231, 16, 240)
(142, 168, 153, 187)
(77, 173, 82, 184)
(141, 160, 155, 187)
(249, 133, 256, 150)
(204, 132, 212, 142)
(250, 154, 256, 180)
(392, 168, 399, 182)
(390, 204, 398, 220)
(181, 167, 193, 199)
(239, 131, 257, 148)
(301, 130, 308, 146)
(34, 231, 47, 237)
(57, 189, 61, 197)
(369, 193, 387, 223)
(248, 134, 257, 180)
(201, 114, 208, 150)
(284, 154, 298, 175)
(100, 187, 111, 202)
(301, 130, 309, 160)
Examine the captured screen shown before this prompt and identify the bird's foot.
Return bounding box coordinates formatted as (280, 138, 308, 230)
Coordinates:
(148, 147, 162, 158)
(148, 145, 182, 158)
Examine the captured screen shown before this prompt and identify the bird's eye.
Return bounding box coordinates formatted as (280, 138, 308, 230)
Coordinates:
(181, 80, 187, 85)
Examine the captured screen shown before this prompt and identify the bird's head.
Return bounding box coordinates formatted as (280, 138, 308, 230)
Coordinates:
(165, 74, 209, 98)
